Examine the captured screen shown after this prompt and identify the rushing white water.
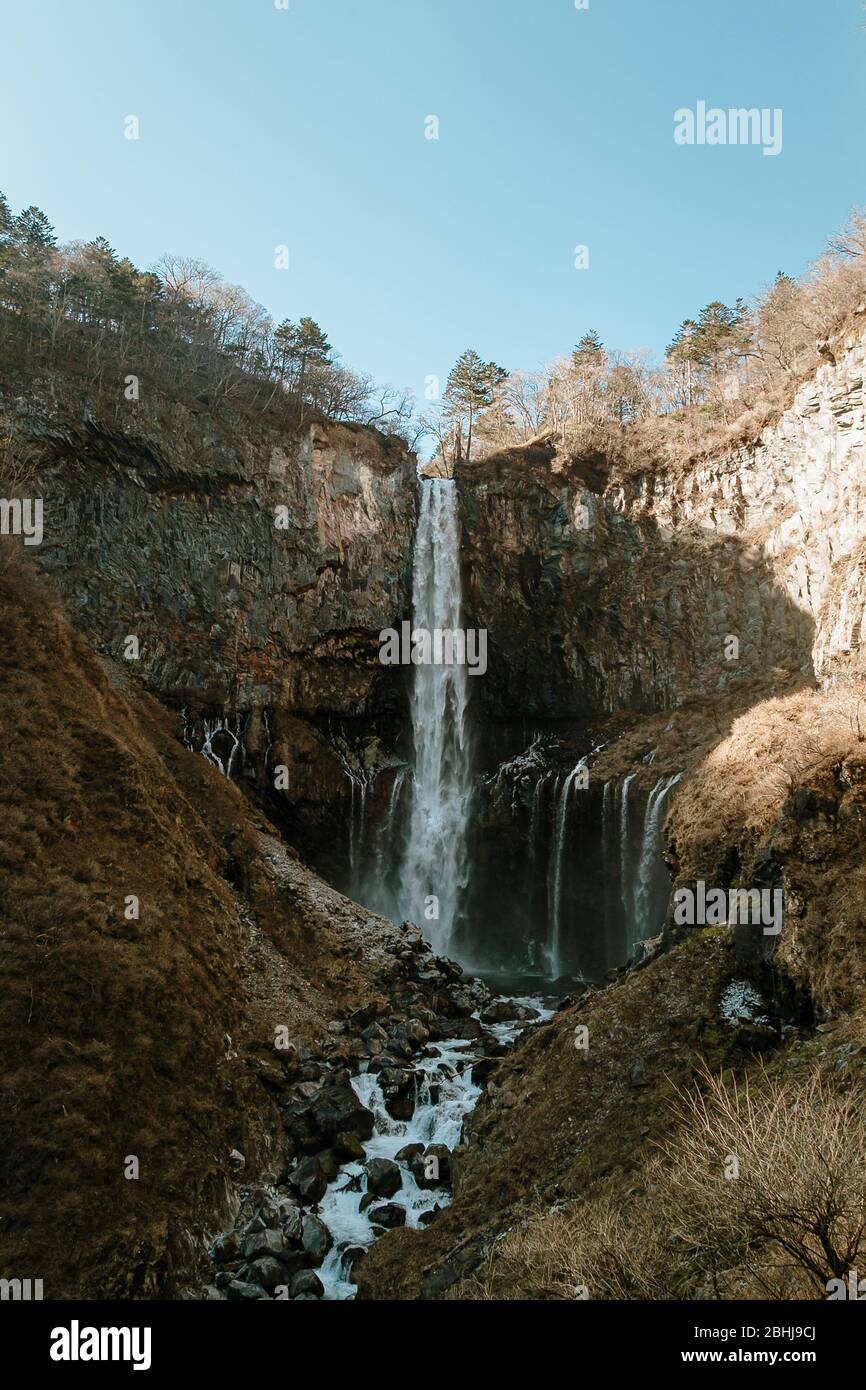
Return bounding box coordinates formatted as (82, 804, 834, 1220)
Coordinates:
(596, 771, 681, 956)
(618, 771, 638, 930)
(317, 999, 553, 1301)
(631, 772, 681, 946)
(547, 763, 586, 978)
(396, 480, 473, 955)
(317, 1041, 480, 1300)
(182, 711, 247, 778)
(347, 773, 368, 894)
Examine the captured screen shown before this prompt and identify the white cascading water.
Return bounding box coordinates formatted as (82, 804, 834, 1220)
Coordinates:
(618, 771, 638, 930)
(396, 480, 473, 956)
(598, 771, 681, 955)
(316, 999, 553, 1300)
(547, 762, 587, 979)
(632, 772, 681, 946)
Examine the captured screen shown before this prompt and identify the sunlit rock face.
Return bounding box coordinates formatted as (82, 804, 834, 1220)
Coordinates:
(657, 340, 866, 690)
(455, 327, 866, 722)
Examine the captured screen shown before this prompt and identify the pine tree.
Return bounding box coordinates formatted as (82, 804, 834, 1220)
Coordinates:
(272, 317, 333, 415)
(572, 329, 605, 369)
(12, 205, 57, 261)
(444, 349, 507, 461)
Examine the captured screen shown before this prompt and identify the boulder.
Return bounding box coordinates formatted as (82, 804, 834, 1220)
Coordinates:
(290, 1269, 324, 1299)
(210, 1232, 240, 1263)
(365, 1157, 402, 1198)
(377, 1068, 416, 1121)
(287, 1155, 327, 1205)
(471, 1057, 499, 1085)
(280, 1205, 304, 1244)
(224, 1279, 271, 1301)
(480, 1000, 539, 1024)
(245, 1255, 301, 1290)
(368, 1202, 407, 1229)
(394, 1142, 424, 1162)
(333, 1131, 366, 1162)
(301, 1214, 333, 1264)
(410, 1144, 452, 1189)
(308, 1086, 375, 1142)
(431, 1016, 482, 1041)
(318, 1149, 342, 1181)
(340, 1244, 366, 1271)
(241, 1228, 290, 1262)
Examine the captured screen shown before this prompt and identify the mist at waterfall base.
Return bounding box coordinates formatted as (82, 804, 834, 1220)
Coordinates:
(344, 478, 679, 988)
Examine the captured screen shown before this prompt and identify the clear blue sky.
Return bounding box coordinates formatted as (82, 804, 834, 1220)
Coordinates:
(2, 0, 865, 403)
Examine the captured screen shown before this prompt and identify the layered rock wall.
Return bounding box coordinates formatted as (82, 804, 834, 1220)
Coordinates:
(456, 327, 866, 721)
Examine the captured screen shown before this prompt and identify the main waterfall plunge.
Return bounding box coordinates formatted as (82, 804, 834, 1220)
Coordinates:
(357, 480, 473, 955)
(396, 481, 473, 951)
(339, 478, 680, 985)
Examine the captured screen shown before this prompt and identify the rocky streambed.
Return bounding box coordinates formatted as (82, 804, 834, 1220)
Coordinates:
(206, 922, 551, 1301)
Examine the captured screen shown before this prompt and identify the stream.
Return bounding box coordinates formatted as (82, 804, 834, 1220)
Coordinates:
(317, 995, 554, 1300)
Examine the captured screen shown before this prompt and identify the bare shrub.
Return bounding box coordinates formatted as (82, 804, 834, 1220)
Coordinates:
(661, 1066, 866, 1297)
(464, 1064, 866, 1301)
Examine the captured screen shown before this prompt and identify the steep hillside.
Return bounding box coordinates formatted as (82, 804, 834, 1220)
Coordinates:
(0, 552, 437, 1298)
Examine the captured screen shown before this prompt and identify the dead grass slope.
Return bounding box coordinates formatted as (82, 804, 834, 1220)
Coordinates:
(667, 683, 866, 1013)
(0, 554, 409, 1298)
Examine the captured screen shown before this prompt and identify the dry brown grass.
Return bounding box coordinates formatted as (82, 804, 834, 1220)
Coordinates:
(672, 684, 866, 851)
(461, 1064, 866, 1301)
(665, 682, 866, 1013)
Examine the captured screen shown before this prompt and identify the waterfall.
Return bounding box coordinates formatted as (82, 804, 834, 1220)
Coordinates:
(182, 711, 248, 779)
(547, 763, 586, 979)
(347, 774, 368, 894)
(631, 773, 681, 947)
(364, 766, 408, 915)
(396, 480, 473, 956)
(602, 778, 623, 961)
(618, 771, 637, 927)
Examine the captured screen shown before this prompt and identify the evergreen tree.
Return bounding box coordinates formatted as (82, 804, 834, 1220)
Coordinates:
(273, 317, 333, 415)
(572, 329, 605, 369)
(444, 349, 508, 461)
(12, 205, 57, 261)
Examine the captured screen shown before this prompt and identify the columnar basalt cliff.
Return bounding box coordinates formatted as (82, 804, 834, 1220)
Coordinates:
(22, 403, 417, 715)
(455, 325, 866, 722)
(6, 395, 419, 872)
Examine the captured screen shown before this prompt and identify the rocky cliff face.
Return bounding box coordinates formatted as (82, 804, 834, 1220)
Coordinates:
(456, 326, 866, 722)
(27, 405, 417, 716)
(12, 397, 418, 871)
